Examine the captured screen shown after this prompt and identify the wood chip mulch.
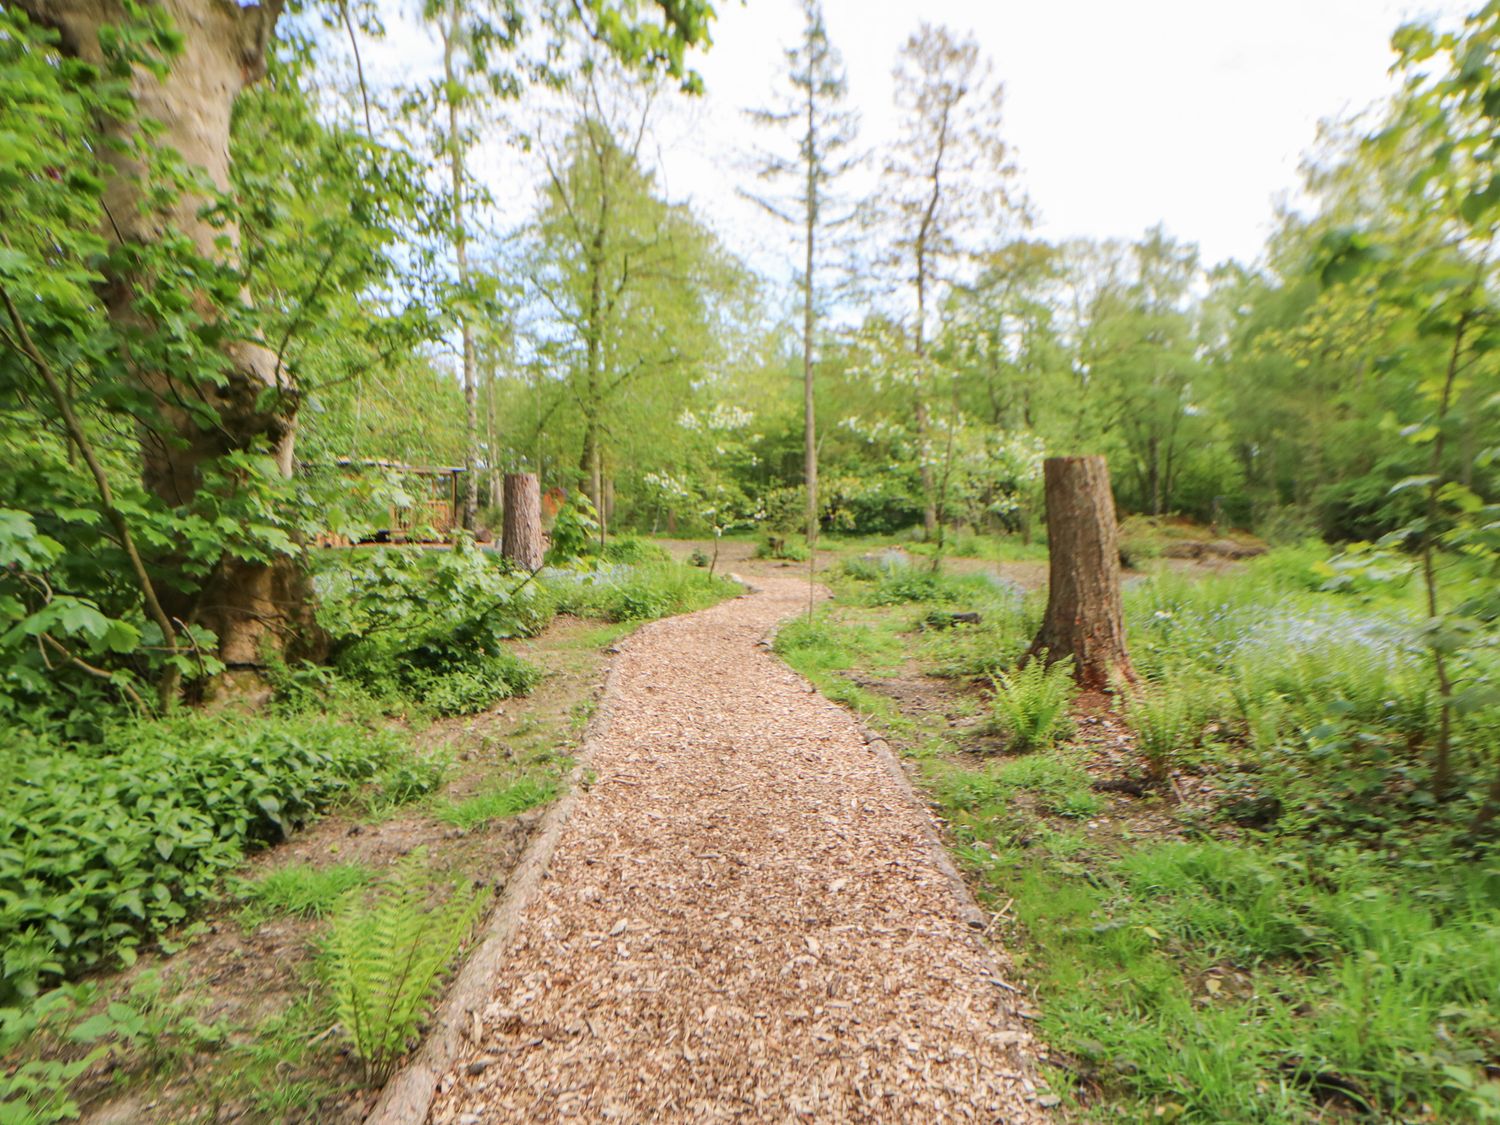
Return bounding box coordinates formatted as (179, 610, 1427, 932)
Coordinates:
(426, 577, 1050, 1123)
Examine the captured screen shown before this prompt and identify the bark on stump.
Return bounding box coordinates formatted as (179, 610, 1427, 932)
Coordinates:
(502, 473, 545, 572)
(1030, 455, 1136, 691)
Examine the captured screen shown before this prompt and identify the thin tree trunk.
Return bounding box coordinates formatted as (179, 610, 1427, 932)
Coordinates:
(501, 472, 544, 571)
(485, 357, 501, 509)
(804, 138, 816, 555)
(802, 89, 819, 551)
(1029, 456, 1136, 691)
(442, 13, 479, 532)
(914, 249, 937, 539)
(1429, 310, 1469, 802)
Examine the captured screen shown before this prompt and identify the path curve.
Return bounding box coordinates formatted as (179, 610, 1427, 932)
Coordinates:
(426, 577, 1048, 1123)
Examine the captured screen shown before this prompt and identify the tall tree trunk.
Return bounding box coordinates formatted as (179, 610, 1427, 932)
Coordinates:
(501, 472, 544, 571)
(914, 248, 937, 539)
(802, 91, 819, 550)
(1030, 456, 1136, 691)
(20, 0, 320, 671)
(485, 358, 501, 509)
(441, 13, 478, 532)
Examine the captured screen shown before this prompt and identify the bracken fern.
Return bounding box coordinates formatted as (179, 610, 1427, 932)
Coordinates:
(988, 657, 1075, 751)
(320, 851, 487, 1084)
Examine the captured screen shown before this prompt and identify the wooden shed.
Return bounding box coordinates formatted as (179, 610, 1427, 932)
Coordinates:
(322, 458, 467, 544)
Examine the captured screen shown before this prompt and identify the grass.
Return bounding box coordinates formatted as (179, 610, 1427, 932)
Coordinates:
(775, 539, 1500, 1122)
(433, 776, 558, 830)
(238, 863, 375, 927)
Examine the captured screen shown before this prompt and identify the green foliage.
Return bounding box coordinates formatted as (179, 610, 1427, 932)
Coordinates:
(920, 596, 1039, 681)
(753, 535, 811, 562)
(1124, 683, 1196, 785)
(434, 777, 557, 831)
(315, 545, 548, 716)
(543, 562, 736, 623)
(999, 836, 1500, 1122)
(0, 985, 108, 1125)
(599, 536, 672, 564)
(237, 864, 375, 928)
(320, 852, 486, 1084)
(0, 715, 418, 1003)
(987, 659, 1076, 752)
(1122, 552, 1497, 834)
(934, 750, 1102, 821)
(544, 495, 601, 566)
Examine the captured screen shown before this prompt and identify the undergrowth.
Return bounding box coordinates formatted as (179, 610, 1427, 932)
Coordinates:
(777, 542, 1500, 1122)
(544, 561, 738, 622)
(988, 658, 1074, 751)
(0, 715, 436, 1003)
(320, 851, 486, 1084)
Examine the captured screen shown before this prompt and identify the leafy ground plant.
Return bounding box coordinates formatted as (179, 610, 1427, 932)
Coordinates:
(321, 851, 487, 1085)
(0, 715, 429, 1002)
(1124, 682, 1195, 787)
(988, 658, 1075, 751)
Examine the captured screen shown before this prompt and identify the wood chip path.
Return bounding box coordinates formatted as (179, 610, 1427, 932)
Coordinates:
(426, 577, 1049, 1123)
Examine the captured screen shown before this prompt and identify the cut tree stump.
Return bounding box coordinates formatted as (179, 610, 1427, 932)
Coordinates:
(501, 472, 544, 571)
(1030, 455, 1137, 691)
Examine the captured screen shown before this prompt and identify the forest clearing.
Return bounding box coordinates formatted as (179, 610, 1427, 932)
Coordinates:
(2, 0, 1499, 1122)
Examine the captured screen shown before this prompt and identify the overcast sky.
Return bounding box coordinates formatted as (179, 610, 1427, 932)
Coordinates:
(671, 1, 1474, 275)
(357, 0, 1476, 292)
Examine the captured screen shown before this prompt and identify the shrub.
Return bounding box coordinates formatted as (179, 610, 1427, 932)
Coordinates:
(315, 545, 549, 715)
(0, 716, 427, 1002)
(321, 852, 486, 1084)
(988, 658, 1075, 751)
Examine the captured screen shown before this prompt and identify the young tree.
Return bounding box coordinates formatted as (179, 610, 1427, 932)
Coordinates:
(1318, 7, 1500, 819)
(1083, 226, 1204, 515)
(879, 22, 1025, 540)
(523, 67, 739, 545)
(2, 0, 721, 698)
(744, 0, 859, 549)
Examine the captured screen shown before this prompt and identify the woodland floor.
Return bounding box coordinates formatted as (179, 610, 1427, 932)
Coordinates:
(70, 615, 628, 1125)
(424, 574, 1053, 1124)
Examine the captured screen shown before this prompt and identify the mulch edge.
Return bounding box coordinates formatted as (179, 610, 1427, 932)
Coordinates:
(364, 658, 624, 1125)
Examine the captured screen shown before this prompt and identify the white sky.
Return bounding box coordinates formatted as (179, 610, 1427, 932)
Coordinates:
(355, 0, 1475, 294)
(671, 0, 1473, 277)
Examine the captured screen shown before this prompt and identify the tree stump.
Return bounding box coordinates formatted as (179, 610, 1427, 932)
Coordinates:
(1029, 456, 1136, 690)
(502, 473, 545, 571)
